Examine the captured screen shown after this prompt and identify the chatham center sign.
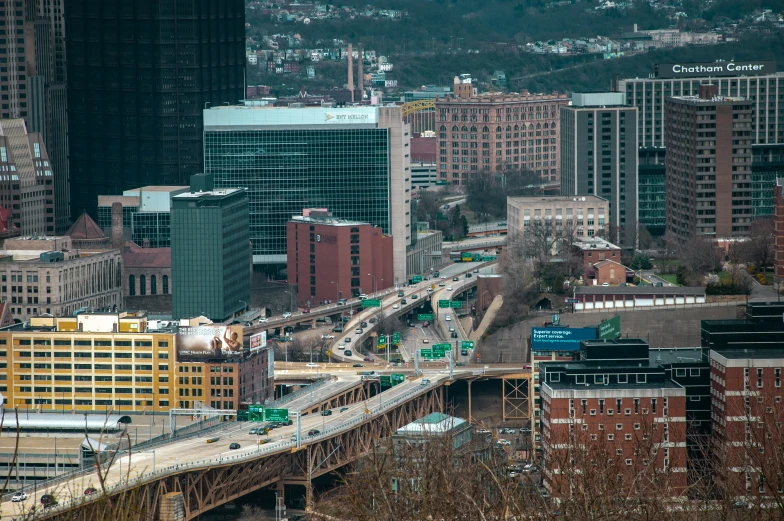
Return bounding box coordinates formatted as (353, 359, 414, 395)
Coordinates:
(656, 60, 776, 79)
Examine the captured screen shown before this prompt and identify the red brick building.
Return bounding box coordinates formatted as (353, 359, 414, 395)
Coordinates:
(775, 178, 784, 280)
(539, 340, 688, 500)
(287, 212, 394, 307)
(710, 348, 784, 499)
(573, 237, 622, 267)
(589, 259, 631, 286)
(434, 91, 569, 185)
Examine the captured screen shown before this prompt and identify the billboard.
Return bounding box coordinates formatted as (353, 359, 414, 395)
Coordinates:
(531, 327, 596, 352)
(176, 325, 244, 360)
(598, 315, 621, 340)
(250, 331, 267, 352)
(656, 61, 775, 79)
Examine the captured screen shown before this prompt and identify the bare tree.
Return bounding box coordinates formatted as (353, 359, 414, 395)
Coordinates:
(733, 218, 775, 271)
(680, 236, 722, 278)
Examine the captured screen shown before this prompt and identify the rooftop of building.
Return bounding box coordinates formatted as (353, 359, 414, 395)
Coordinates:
(573, 237, 622, 251)
(395, 412, 467, 435)
(122, 241, 171, 268)
(669, 94, 750, 104)
(290, 215, 371, 227)
(508, 195, 608, 205)
(172, 188, 244, 200)
(591, 259, 630, 270)
(436, 91, 569, 104)
(66, 212, 107, 241)
(649, 347, 706, 365)
(545, 379, 683, 392)
(125, 186, 189, 194)
(575, 285, 705, 295)
(711, 348, 784, 360)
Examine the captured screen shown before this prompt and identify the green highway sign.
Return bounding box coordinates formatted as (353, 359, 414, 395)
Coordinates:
(380, 375, 392, 387)
(264, 408, 289, 423)
(417, 314, 434, 321)
(391, 374, 406, 385)
(434, 343, 451, 351)
(450, 301, 464, 308)
(362, 299, 381, 308)
(461, 340, 475, 349)
(598, 315, 621, 340)
(412, 275, 423, 283)
(249, 404, 264, 422)
(420, 349, 432, 358)
(438, 300, 450, 308)
(392, 332, 401, 345)
(378, 335, 387, 346)
(482, 255, 496, 261)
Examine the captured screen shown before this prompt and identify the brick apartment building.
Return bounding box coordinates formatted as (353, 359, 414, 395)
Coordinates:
(287, 211, 394, 307)
(775, 178, 783, 280)
(434, 91, 569, 185)
(539, 340, 688, 499)
(665, 84, 754, 241)
(573, 237, 622, 266)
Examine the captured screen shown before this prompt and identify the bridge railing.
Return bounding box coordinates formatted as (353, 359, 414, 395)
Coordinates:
(270, 375, 335, 407)
(34, 380, 440, 519)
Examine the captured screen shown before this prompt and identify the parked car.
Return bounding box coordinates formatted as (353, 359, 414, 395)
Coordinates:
(282, 312, 292, 318)
(12, 492, 28, 502)
(229, 443, 241, 450)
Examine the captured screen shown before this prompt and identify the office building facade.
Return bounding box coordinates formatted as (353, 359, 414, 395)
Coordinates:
(638, 147, 667, 236)
(0, 236, 122, 321)
(171, 175, 250, 322)
(65, 0, 245, 220)
(286, 212, 394, 307)
(560, 93, 639, 246)
(434, 92, 569, 185)
(507, 195, 610, 245)
(665, 85, 753, 240)
(0, 119, 55, 235)
(752, 143, 784, 219)
(97, 186, 189, 248)
(615, 61, 784, 148)
(203, 104, 411, 284)
(0, 0, 70, 234)
(776, 179, 784, 280)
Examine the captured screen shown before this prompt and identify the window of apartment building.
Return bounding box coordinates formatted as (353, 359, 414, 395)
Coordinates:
(581, 400, 587, 415)
(599, 399, 604, 414)
(651, 399, 657, 414)
(758, 368, 764, 388)
(633, 399, 640, 414)
(776, 368, 781, 388)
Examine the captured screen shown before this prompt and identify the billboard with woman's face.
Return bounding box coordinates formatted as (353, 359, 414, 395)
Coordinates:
(176, 325, 244, 360)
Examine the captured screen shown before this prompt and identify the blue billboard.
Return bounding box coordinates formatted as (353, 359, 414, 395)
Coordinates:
(531, 327, 597, 352)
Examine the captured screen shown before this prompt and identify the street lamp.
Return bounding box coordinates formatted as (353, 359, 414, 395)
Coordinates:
(283, 291, 294, 313)
(368, 274, 377, 297)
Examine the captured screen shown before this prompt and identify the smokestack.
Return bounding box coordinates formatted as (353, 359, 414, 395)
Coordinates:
(111, 202, 123, 248)
(357, 45, 364, 101)
(347, 43, 354, 102)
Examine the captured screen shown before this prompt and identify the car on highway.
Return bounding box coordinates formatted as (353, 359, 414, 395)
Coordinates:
(401, 299, 407, 305)
(423, 321, 429, 327)
(452, 277, 459, 281)
(355, 328, 363, 334)
(363, 357, 374, 362)
(340, 407, 349, 413)
(332, 326, 344, 333)
(445, 315, 452, 321)
(337, 343, 346, 350)
(337, 298, 346, 305)
(321, 334, 335, 339)
(411, 294, 418, 299)
(449, 327, 456, 332)
(369, 317, 377, 324)
(473, 268, 479, 273)
(40, 495, 57, 508)
(447, 286, 453, 291)
(345, 337, 352, 343)
(393, 304, 400, 309)
(352, 363, 364, 367)
(465, 273, 472, 278)
(359, 294, 368, 300)
(258, 317, 268, 323)
(282, 312, 292, 318)
(12, 492, 28, 502)
(477, 428, 491, 435)
(461, 349, 468, 356)
(306, 363, 319, 368)
(321, 409, 332, 416)
(308, 429, 321, 436)
(245, 321, 253, 326)
(361, 321, 368, 328)
(496, 440, 512, 447)
(456, 362, 466, 366)
(229, 443, 241, 450)
(302, 308, 311, 313)
(438, 282, 445, 287)
(602, 282, 609, 286)
(83, 487, 97, 496)
(344, 350, 353, 356)
(451, 332, 458, 338)
(398, 290, 405, 297)
(423, 339, 430, 344)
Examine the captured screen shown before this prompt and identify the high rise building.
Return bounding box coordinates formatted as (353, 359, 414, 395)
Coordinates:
(203, 104, 411, 284)
(0, 0, 69, 233)
(434, 91, 569, 185)
(665, 85, 753, 240)
(638, 147, 666, 236)
(171, 174, 250, 322)
(615, 60, 783, 147)
(560, 93, 639, 246)
(65, 0, 245, 220)
(0, 119, 55, 235)
(776, 178, 784, 280)
(752, 144, 784, 219)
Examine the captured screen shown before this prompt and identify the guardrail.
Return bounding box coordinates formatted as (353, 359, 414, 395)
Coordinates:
(28, 379, 443, 519)
(269, 376, 336, 407)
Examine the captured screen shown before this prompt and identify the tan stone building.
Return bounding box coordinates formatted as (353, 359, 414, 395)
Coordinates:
(435, 91, 569, 185)
(0, 236, 122, 320)
(507, 195, 610, 249)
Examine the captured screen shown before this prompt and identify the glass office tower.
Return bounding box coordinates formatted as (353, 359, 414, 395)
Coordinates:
(203, 105, 410, 283)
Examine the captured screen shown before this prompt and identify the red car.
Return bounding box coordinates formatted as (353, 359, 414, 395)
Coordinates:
(84, 487, 97, 496)
(302, 308, 311, 313)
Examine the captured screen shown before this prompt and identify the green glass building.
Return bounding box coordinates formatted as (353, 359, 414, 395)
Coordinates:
(638, 147, 666, 236)
(171, 175, 250, 322)
(752, 144, 784, 219)
(203, 105, 410, 284)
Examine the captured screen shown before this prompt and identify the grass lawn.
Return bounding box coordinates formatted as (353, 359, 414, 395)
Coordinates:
(659, 274, 679, 285)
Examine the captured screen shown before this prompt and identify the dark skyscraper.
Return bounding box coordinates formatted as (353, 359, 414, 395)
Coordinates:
(64, 0, 245, 219)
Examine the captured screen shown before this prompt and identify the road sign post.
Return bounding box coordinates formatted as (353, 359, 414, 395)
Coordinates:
(248, 405, 264, 422)
(392, 332, 401, 345)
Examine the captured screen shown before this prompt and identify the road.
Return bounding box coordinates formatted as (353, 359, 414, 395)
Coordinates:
(641, 270, 675, 287)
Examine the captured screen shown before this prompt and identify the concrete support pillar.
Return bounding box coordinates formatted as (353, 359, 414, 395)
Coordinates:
(467, 379, 473, 423)
(159, 492, 185, 521)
